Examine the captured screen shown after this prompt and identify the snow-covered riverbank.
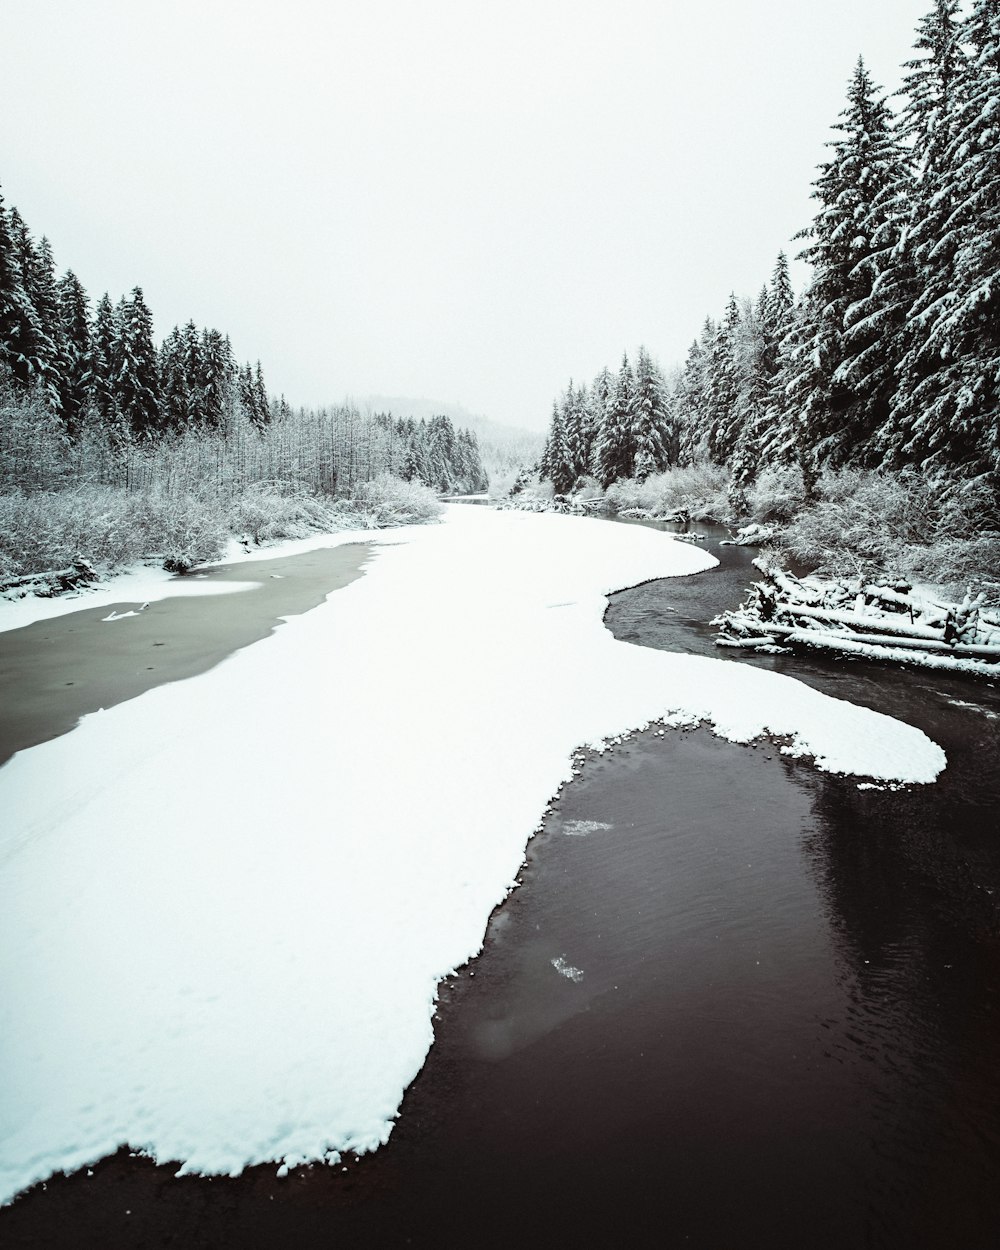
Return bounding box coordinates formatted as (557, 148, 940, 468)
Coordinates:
(0, 505, 946, 1206)
(0, 526, 399, 636)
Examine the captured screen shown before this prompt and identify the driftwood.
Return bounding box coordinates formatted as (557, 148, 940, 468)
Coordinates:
(714, 559, 1000, 677)
(0, 560, 99, 599)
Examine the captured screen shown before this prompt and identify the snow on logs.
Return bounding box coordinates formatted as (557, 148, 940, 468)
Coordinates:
(0, 559, 98, 599)
(714, 559, 1000, 677)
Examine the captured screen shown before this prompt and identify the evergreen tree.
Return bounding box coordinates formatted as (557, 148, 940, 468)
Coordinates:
(876, 0, 967, 469)
(239, 361, 270, 428)
(791, 59, 911, 466)
(588, 367, 613, 476)
(412, 418, 434, 485)
(5, 208, 60, 401)
(159, 326, 192, 429)
(560, 380, 591, 483)
(776, 296, 827, 496)
(596, 354, 635, 487)
(0, 188, 46, 389)
(704, 296, 743, 463)
(201, 329, 235, 429)
(728, 293, 771, 493)
(756, 257, 803, 471)
(572, 382, 592, 477)
(90, 293, 119, 425)
(630, 345, 673, 479)
(33, 239, 65, 347)
(674, 320, 714, 464)
(253, 362, 270, 426)
(179, 320, 205, 425)
(55, 269, 93, 436)
(889, 0, 1000, 480)
(544, 398, 575, 494)
(116, 287, 161, 437)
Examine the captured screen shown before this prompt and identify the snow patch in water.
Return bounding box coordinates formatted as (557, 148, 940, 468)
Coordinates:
(551, 956, 585, 983)
(561, 820, 614, 837)
(944, 697, 998, 720)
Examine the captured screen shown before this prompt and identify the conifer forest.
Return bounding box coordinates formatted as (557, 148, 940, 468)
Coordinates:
(535, 1, 1000, 600)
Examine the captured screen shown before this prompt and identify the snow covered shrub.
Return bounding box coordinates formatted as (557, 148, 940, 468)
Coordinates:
(572, 474, 602, 499)
(497, 477, 555, 510)
(134, 492, 229, 571)
(933, 476, 1000, 538)
(0, 486, 228, 576)
(747, 467, 805, 525)
(0, 487, 131, 574)
(904, 533, 1000, 604)
(772, 469, 1000, 598)
(0, 384, 71, 494)
(606, 463, 730, 520)
(486, 466, 522, 499)
(350, 473, 443, 527)
(603, 478, 644, 513)
(229, 482, 358, 545)
(778, 470, 925, 573)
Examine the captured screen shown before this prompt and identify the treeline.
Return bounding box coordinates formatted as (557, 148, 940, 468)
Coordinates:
(0, 386, 487, 501)
(0, 187, 486, 500)
(542, 0, 1000, 504)
(0, 193, 275, 440)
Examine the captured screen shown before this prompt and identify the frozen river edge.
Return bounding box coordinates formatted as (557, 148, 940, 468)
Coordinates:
(0, 505, 946, 1207)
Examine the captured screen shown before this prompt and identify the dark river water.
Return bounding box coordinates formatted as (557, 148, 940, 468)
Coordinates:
(3, 523, 999, 1249)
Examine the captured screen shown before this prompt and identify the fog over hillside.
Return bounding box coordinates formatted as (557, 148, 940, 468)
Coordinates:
(363, 396, 545, 490)
(362, 396, 541, 446)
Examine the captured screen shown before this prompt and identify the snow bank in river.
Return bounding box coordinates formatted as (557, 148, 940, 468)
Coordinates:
(0, 505, 945, 1204)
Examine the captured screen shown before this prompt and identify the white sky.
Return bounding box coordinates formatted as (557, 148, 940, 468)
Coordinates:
(2, 0, 929, 429)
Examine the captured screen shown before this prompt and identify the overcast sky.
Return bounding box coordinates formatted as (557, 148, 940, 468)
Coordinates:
(2, 0, 930, 430)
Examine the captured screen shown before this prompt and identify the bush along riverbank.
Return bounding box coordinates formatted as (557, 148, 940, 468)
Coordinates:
(503, 462, 1000, 676)
(0, 471, 442, 597)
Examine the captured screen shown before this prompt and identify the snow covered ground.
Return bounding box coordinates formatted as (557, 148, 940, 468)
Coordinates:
(0, 505, 945, 1205)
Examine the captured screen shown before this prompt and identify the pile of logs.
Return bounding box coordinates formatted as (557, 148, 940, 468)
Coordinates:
(714, 560, 1000, 677)
(0, 559, 99, 599)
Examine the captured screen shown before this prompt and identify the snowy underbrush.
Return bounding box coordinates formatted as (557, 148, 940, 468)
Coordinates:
(0, 474, 442, 585)
(497, 477, 556, 510)
(606, 464, 730, 521)
(229, 475, 440, 545)
(767, 469, 1000, 606)
(349, 473, 442, 527)
(745, 467, 805, 526)
(486, 466, 523, 498)
(0, 486, 230, 579)
(227, 483, 358, 547)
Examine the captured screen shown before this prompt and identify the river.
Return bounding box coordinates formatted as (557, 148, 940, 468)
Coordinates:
(2, 522, 998, 1249)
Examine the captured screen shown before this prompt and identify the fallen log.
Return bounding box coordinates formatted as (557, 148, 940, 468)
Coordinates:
(0, 560, 99, 598)
(786, 629, 1000, 677)
(715, 562, 1000, 676)
(767, 601, 951, 644)
(721, 614, 1000, 661)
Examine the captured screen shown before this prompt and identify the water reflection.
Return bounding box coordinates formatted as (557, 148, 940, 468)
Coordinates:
(607, 524, 1000, 1247)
